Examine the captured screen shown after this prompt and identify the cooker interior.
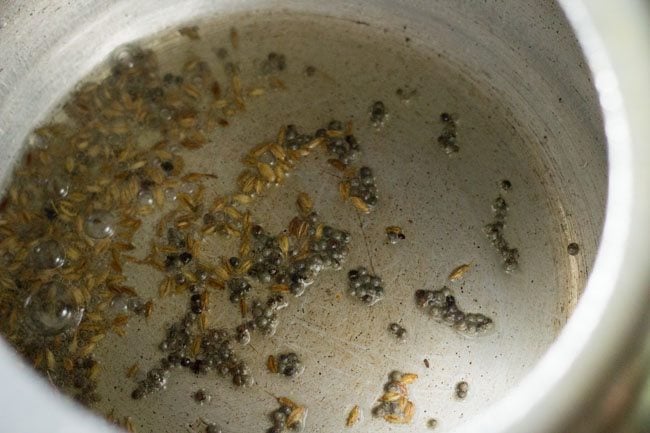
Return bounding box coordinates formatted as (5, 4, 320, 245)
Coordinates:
(0, 1, 607, 432)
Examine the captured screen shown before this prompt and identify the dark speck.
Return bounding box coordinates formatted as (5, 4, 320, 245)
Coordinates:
(179, 252, 193, 264)
(161, 160, 174, 172)
(164, 254, 178, 269)
(131, 387, 144, 400)
(446, 295, 456, 307)
(567, 242, 580, 255)
(44, 206, 57, 220)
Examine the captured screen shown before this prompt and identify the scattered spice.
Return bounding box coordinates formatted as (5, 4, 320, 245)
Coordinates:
(388, 322, 407, 340)
(437, 112, 459, 154)
(372, 371, 417, 424)
(346, 405, 361, 427)
(484, 195, 519, 271)
(343, 167, 378, 213)
(385, 226, 406, 244)
(455, 381, 469, 399)
(348, 267, 385, 305)
(193, 388, 211, 404)
(178, 26, 200, 40)
(267, 397, 307, 432)
(305, 65, 316, 76)
(370, 101, 387, 125)
(415, 288, 493, 335)
(448, 263, 471, 281)
(267, 355, 278, 374)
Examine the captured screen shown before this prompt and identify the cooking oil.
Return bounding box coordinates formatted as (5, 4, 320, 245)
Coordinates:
(0, 11, 573, 433)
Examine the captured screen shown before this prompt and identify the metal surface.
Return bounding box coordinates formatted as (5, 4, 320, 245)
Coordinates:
(0, 1, 647, 432)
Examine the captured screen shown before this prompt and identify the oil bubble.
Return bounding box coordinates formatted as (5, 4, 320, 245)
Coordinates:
(112, 45, 143, 69)
(137, 189, 155, 207)
(24, 281, 84, 336)
(84, 211, 116, 239)
(179, 182, 197, 195)
(164, 188, 177, 202)
(25, 131, 46, 149)
(31, 239, 65, 269)
(50, 175, 70, 198)
(159, 108, 173, 122)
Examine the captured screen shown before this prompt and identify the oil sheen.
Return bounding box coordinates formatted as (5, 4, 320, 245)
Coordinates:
(0, 11, 573, 433)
